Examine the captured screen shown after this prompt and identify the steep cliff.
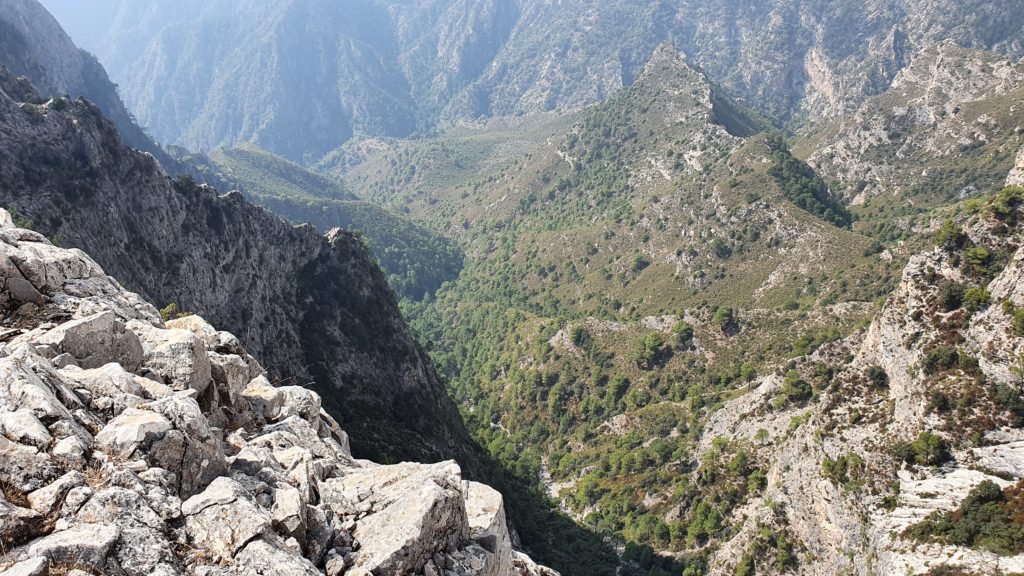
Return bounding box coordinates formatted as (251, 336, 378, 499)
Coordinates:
(0, 209, 553, 575)
(40, 0, 1024, 162)
(0, 69, 482, 473)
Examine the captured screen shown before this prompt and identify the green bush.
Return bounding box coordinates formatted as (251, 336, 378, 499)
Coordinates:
(906, 479, 1024, 555)
(922, 345, 959, 375)
(671, 320, 694, 349)
(712, 306, 735, 332)
(934, 219, 967, 251)
(963, 287, 991, 313)
(779, 370, 812, 405)
(866, 365, 889, 388)
(936, 281, 965, 311)
(895, 431, 950, 466)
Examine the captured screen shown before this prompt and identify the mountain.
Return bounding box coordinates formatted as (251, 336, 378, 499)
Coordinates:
(342, 44, 907, 574)
(0, 0, 153, 153)
(0, 208, 554, 575)
(800, 42, 1024, 208)
(0, 67, 482, 475)
(201, 144, 463, 300)
(39, 0, 1024, 163)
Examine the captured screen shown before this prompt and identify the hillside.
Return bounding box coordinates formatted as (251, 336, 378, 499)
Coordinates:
(206, 145, 463, 299)
(40, 0, 1024, 162)
(0, 67, 482, 475)
(347, 44, 909, 574)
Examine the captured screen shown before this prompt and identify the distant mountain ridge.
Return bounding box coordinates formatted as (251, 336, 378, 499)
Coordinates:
(40, 0, 1024, 163)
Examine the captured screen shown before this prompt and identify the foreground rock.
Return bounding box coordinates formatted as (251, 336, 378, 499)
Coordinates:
(0, 210, 553, 575)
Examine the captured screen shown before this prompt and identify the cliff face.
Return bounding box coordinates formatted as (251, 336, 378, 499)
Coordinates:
(0, 70, 481, 473)
(0, 209, 552, 575)
(40, 0, 1024, 162)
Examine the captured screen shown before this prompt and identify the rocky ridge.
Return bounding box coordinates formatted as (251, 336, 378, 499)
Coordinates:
(0, 66, 479, 470)
(695, 172, 1024, 574)
(0, 208, 553, 576)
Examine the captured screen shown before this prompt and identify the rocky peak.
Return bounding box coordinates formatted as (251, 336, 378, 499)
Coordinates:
(0, 208, 554, 576)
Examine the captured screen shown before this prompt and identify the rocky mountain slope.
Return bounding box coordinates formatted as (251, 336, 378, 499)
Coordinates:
(801, 42, 1024, 208)
(0, 68, 481, 473)
(692, 180, 1024, 575)
(0, 209, 553, 576)
(40, 0, 1024, 163)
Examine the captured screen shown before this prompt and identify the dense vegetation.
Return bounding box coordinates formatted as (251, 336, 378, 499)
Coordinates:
(906, 480, 1024, 555)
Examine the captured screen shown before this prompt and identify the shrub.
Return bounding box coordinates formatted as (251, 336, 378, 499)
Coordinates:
(990, 186, 1024, 221)
(822, 453, 866, 489)
(935, 281, 965, 311)
(962, 247, 991, 277)
(159, 303, 192, 322)
(671, 320, 694, 350)
(905, 479, 1024, 555)
(934, 219, 967, 251)
(712, 306, 735, 332)
(779, 370, 812, 405)
(922, 345, 959, 375)
(963, 287, 991, 313)
(631, 333, 666, 369)
(866, 365, 889, 388)
(896, 431, 950, 466)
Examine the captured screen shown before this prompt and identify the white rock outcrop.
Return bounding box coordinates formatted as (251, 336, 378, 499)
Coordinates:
(0, 210, 554, 576)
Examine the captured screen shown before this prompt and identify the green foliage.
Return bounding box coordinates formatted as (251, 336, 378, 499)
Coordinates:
(712, 306, 735, 332)
(671, 320, 694, 350)
(895, 431, 950, 466)
(962, 247, 991, 277)
(734, 554, 754, 576)
(989, 186, 1024, 222)
(906, 480, 1024, 555)
(766, 135, 851, 227)
(922, 345, 960, 375)
(159, 303, 192, 322)
(866, 365, 889, 388)
(209, 146, 462, 299)
(934, 219, 967, 251)
(963, 287, 991, 313)
(936, 281, 965, 311)
(778, 370, 812, 406)
(821, 453, 865, 490)
(631, 333, 667, 369)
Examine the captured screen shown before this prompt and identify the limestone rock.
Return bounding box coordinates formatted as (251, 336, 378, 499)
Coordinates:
(0, 212, 553, 576)
(36, 311, 143, 371)
(129, 320, 212, 394)
(1008, 146, 1024, 187)
(241, 375, 283, 421)
(1, 409, 52, 450)
(232, 539, 321, 576)
(27, 523, 119, 568)
(95, 407, 172, 456)
(0, 557, 47, 576)
(183, 477, 272, 560)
